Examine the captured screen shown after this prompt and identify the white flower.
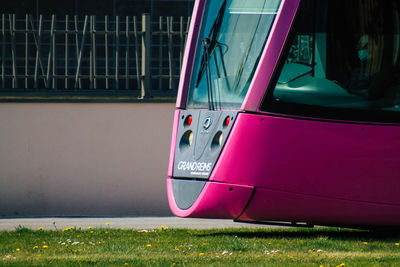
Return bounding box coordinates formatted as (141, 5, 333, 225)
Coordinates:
(265, 249, 279, 255)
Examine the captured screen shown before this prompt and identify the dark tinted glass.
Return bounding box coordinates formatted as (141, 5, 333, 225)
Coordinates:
(263, 0, 400, 122)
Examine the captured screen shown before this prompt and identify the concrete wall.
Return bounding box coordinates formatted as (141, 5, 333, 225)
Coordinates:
(0, 102, 175, 217)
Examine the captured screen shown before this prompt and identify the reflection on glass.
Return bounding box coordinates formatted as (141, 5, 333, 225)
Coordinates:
(187, 0, 281, 109)
(274, 0, 400, 114)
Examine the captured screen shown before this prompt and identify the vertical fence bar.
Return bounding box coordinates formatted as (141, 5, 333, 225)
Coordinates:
(10, 14, 17, 88)
(167, 16, 173, 90)
(105, 15, 109, 89)
(185, 17, 190, 46)
(32, 15, 43, 88)
(89, 16, 93, 88)
(159, 16, 163, 90)
(65, 15, 68, 88)
(52, 15, 56, 89)
(92, 15, 96, 89)
(74, 15, 88, 89)
(133, 16, 140, 90)
(141, 13, 151, 98)
(30, 15, 47, 88)
(180, 16, 184, 69)
(115, 15, 119, 89)
(1, 14, 4, 88)
(125, 16, 129, 89)
(25, 15, 29, 88)
(46, 15, 55, 88)
(46, 15, 52, 87)
(12, 14, 18, 88)
(74, 15, 82, 88)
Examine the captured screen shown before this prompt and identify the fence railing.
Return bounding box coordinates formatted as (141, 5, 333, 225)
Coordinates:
(0, 14, 190, 99)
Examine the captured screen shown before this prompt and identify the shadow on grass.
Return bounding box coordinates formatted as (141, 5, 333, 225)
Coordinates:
(195, 227, 400, 241)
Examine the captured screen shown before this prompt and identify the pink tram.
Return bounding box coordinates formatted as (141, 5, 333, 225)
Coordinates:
(167, 0, 400, 227)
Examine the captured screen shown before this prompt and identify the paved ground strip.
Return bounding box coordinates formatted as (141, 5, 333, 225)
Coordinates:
(0, 217, 276, 231)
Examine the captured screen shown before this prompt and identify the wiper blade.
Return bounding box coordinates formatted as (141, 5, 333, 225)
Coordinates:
(195, 0, 227, 89)
(202, 38, 215, 110)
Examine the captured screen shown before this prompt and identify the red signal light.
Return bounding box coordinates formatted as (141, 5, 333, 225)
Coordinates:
(186, 115, 193, 126)
(224, 116, 230, 127)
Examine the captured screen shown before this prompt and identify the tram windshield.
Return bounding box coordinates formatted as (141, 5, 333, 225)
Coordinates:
(187, 0, 282, 110)
(266, 0, 400, 122)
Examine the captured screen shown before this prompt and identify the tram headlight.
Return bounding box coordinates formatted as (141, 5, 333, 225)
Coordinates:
(188, 131, 194, 144)
(211, 131, 223, 152)
(179, 130, 193, 152)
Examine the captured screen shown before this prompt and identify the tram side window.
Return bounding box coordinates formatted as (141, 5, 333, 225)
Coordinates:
(273, 0, 400, 113)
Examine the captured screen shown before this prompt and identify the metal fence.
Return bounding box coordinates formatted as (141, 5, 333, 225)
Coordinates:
(0, 14, 190, 99)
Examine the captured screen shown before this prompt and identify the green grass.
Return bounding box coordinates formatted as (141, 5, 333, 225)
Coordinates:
(1, 225, 400, 266)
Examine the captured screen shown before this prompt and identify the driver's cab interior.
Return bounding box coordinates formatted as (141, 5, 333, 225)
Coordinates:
(274, 0, 400, 112)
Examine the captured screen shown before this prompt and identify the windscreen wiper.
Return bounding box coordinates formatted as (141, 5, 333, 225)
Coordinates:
(195, 0, 227, 110)
(196, 0, 226, 88)
(202, 38, 215, 110)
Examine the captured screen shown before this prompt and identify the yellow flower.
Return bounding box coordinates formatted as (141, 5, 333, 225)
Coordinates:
(42, 245, 49, 249)
(33, 246, 39, 249)
(38, 227, 43, 230)
(106, 222, 110, 226)
(164, 226, 169, 230)
(88, 226, 92, 229)
(340, 264, 345, 267)
(90, 231, 94, 234)
(199, 252, 205, 256)
(124, 263, 129, 266)
(16, 248, 20, 252)
(175, 248, 180, 251)
(396, 243, 399, 246)
(363, 242, 368, 245)
(105, 231, 109, 235)
(146, 244, 152, 247)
